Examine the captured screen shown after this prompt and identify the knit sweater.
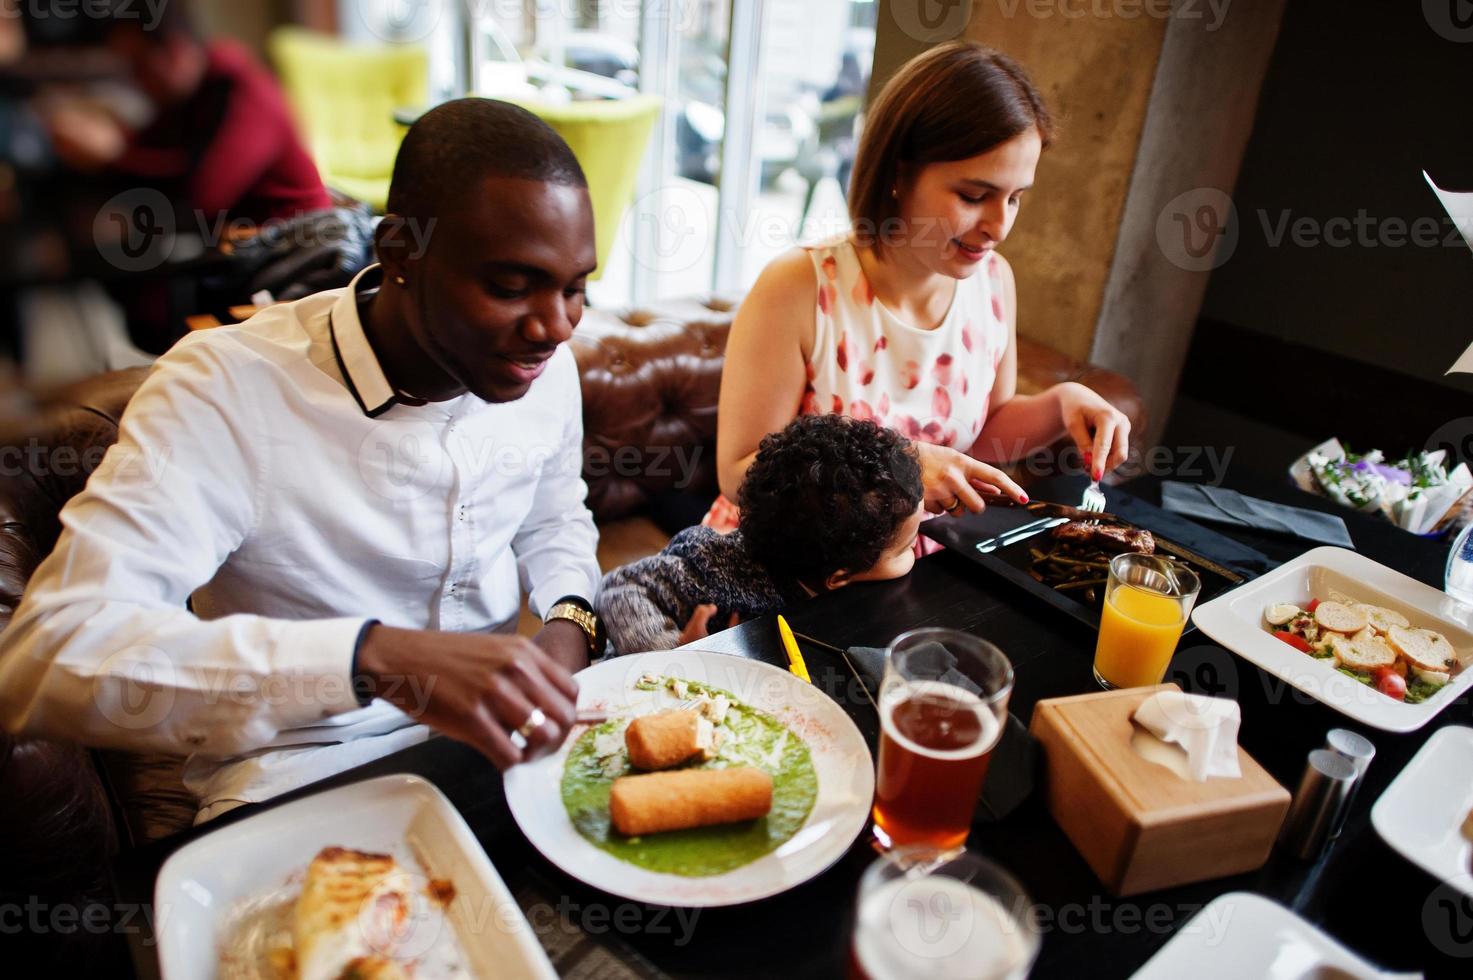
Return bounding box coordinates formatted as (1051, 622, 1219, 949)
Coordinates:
(596, 527, 805, 654)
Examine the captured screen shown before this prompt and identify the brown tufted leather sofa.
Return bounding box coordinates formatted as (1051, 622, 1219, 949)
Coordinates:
(0, 297, 1144, 854)
(570, 296, 1145, 522)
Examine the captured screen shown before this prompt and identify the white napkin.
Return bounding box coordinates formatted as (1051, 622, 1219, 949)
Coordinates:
(1131, 691, 1242, 782)
(1423, 171, 1473, 376)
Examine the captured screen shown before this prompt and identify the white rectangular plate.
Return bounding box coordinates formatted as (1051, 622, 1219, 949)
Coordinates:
(155, 773, 556, 980)
(1191, 546, 1473, 732)
(1131, 891, 1396, 979)
(1372, 725, 1473, 897)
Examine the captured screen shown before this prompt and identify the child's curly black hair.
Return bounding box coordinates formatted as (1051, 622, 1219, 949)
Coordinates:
(737, 414, 923, 586)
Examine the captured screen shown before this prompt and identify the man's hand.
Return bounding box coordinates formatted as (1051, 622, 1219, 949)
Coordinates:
(41, 98, 126, 172)
(356, 624, 578, 770)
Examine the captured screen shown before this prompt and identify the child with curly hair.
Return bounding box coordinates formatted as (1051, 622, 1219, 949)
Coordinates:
(596, 414, 925, 654)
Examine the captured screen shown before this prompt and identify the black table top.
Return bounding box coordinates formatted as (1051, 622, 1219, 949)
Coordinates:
(112, 472, 1473, 979)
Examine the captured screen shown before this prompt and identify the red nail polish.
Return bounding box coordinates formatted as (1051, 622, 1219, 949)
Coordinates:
(1084, 451, 1093, 464)
(1020, 494, 1029, 504)
(1093, 468, 1103, 481)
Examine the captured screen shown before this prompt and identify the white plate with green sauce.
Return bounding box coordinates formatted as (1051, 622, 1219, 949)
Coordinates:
(503, 649, 875, 907)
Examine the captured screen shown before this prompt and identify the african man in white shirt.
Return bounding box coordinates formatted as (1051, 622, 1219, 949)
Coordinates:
(0, 99, 606, 821)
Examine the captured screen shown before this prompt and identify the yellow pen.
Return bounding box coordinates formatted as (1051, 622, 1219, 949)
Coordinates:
(776, 614, 811, 683)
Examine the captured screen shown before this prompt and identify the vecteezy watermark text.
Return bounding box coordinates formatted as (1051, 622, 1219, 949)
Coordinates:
(0, 0, 170, 31)
(93, 189, 435, 273)
(990, 0, 1231, 32)
(1156, 187, 1470, 271)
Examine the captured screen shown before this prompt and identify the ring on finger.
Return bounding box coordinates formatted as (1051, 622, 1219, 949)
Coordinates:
(516, 707, 548, 740)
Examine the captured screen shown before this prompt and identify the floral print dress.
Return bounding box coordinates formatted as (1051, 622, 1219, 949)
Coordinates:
(704, 236, 1012, 551)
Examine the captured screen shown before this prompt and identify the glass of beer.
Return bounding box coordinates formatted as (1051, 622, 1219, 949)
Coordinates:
(872, 629, 1012, 850)
(1092, 553, 1201, 690)
(850, 845, 1039, 980)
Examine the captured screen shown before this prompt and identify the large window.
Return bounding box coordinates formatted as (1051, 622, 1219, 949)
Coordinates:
(352, 0, 878, 304)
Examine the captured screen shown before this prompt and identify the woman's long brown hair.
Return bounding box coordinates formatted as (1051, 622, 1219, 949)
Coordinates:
(849, 41, 1054, 254)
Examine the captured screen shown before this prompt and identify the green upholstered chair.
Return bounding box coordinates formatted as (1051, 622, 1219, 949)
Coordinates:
(268, 27, 428, 211)
(505, 95, 663, 280)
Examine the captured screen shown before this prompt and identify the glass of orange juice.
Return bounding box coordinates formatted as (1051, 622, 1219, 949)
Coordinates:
(1092, 553, 1201, 689)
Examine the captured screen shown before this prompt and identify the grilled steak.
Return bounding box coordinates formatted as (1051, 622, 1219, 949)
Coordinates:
(1051, 521, 1156, 554)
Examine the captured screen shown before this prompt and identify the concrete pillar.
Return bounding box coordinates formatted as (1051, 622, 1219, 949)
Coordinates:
(1091, 1, 1287, 446)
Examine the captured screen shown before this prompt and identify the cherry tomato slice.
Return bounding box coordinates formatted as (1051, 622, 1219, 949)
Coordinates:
(1373, 666, 1406, 701)
(1273, 630, 1312, 653)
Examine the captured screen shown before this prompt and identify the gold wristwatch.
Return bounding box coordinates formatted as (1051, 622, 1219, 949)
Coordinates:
(545, 598, 602, 655)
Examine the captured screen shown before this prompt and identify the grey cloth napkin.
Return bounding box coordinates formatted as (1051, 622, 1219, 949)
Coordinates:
(849, 644, 1039, 822)
(1161, 481, 1354, 547)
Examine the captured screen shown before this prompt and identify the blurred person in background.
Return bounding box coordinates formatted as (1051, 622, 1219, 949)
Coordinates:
(16, 1, 335, 355)
(42, 1, 329, 224)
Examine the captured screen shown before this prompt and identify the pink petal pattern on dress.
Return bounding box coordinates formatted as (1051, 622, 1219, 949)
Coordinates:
(852, 273, 875, 306)
(902, 359, 920, 390)
(836, 331, 849, 372)
(850, 399, 874, 421)
(821, 254, 838, 281)
(859, 361, 875, 385)
(874, 335, 887, 352)
(818, 282, 835, 315)
(801, 384, 820, 416)
(933, 385, 952, 420)
(933, 353, 954, 385)
(920, 420, 957, 446)
(961, 322, 976, 353)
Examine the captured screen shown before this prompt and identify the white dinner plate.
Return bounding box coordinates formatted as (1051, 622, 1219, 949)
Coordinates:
(155, 774, 556, 980)
(503, 648, 875, 908)
(1191, 547, 1473, 732)
(1372, 725, 1473, 897)
(1131, 891, 1397, 979)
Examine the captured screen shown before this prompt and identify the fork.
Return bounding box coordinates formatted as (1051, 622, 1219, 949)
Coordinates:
(1079, 474, 1107, 523)
(575, 697, 703, 728)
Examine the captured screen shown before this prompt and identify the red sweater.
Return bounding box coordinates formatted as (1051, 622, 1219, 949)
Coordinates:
(116, 40, 331, 225)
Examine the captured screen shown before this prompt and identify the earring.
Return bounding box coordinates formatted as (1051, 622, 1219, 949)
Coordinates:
(890, 186, 899, 200)
(394, 276, 407, 286)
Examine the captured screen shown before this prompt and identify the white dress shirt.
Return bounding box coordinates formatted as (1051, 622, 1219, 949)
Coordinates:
(0, 265, 601, 818)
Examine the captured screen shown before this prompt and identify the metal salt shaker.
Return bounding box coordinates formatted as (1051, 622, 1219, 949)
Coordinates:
(1324, 728, 1375, 840)
(1278, 748, 1358, 861)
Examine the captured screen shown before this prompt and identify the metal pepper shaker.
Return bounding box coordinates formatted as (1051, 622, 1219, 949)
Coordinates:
(1278, 748, 1358, 861)
(1324, 728, 1375, 841)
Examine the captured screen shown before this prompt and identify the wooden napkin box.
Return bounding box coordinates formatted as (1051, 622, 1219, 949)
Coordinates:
(1029, 683, 1290, 896)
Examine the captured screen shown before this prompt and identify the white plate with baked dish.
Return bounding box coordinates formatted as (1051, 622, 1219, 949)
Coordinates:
(1131, 891, 1398, 979)
(1192, 547, 1473, 732)
(1372, 725, 1473, 897)
(503, 648, 875, 908)
(155, 773, 556, 980)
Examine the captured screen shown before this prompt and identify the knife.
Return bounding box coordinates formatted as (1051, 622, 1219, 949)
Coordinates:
(976, 516, 1070, 553)
(979, 492, 1121, 524)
